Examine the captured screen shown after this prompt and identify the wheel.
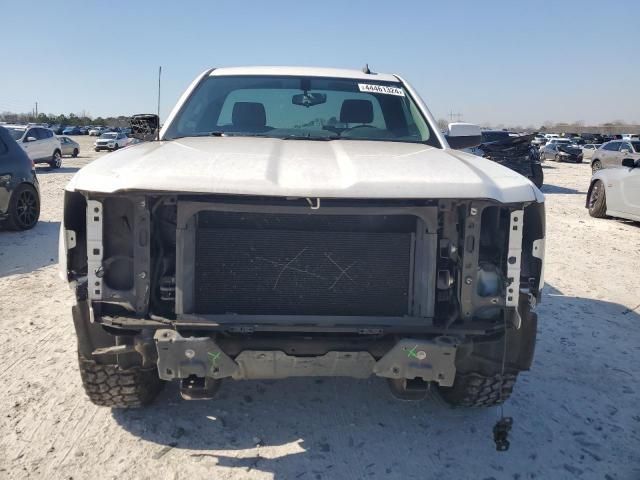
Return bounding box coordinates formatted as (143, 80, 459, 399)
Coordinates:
(530, 163, 544, 188)
(439, 372, 518, 407)
(588, 180, 607, 218)
(554, 154, 561, 162)
(112, 144, 119, 151)
(49, 150, 62, 168)
(4, 183, 40, 230)
(94, 148, 100, 152)
(592, 160, 603, 174)
(78, 353, 164, 408)
(72, 148, 79, 158)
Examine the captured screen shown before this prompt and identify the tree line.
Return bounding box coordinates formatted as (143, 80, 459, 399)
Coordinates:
(0, 111, 131, 127)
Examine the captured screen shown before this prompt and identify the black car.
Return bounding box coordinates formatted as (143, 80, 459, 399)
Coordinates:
(540, 143, 583, 163)
(470, 131, 544, 188)
(0, 126, 40, 230)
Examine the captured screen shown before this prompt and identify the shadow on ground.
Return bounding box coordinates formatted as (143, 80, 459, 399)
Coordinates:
(36, 166, 80, 174)
(0, 220, 60, 277)
(541, 184, 586, 195)
(110, 283, 640, 479)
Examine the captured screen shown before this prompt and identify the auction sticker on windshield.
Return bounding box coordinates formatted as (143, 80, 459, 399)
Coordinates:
(358, 84, 405, 96)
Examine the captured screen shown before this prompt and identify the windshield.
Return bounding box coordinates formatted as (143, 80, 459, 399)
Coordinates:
(6, 128, 25, 140)
(554, 139, 571, 144)
(163, 75, 438, 146)
(100, 133, 117, 139)
(631, 141, 640, 152)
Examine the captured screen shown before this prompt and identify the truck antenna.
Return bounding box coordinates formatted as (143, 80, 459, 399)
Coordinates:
(362, 63, 371, 74)
(157, 66, 162, 140)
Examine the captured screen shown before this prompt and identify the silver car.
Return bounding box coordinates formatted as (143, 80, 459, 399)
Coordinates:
(590, 140, 640, 173)
(58, 136, 80, 157)
(581, 143, 601, 160)
(587, 157, 640, 221)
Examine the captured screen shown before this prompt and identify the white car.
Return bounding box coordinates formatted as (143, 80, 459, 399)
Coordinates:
(94, 132, 129, 151)
(5, 125, 62, 168)
(587, 157, 640, 221)
(581, 144, 601, 160)
(61, 66, 545, 409)
(89, 127, 107, 136)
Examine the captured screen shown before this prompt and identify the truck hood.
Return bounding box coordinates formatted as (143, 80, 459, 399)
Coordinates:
(66, 136, 541, 203)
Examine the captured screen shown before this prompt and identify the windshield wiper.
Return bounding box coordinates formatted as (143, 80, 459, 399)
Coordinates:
(282, 134, 341, 141)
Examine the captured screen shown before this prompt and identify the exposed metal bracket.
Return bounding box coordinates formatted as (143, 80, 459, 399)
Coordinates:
(86, 200, 103, 301)
(532, 238, 545, 292)
(373, 337, 458, 387)
(506, 210, 524, 309)
(65, 229, 76, 249)
(154, 329, 239, 380)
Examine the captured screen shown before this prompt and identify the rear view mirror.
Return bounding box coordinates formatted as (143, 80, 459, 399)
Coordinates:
(620, 149, 630, 155)
(621, 158, 637, 168)
(445, 122, 482, 149)
(130, 114, 160, 141)
(25, 136, 37, 143)
(292, 92, 327, 108)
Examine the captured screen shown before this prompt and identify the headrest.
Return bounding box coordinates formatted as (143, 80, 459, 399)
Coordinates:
(232, 102, 266, 128)
(340, 99, 373, 124)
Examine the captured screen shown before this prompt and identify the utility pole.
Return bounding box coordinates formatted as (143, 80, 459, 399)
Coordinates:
(449, 110, 463, 122)
(35, 102, 38, 118)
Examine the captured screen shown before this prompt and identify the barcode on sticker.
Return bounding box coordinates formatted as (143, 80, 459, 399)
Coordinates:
(358, 84, 405, 96)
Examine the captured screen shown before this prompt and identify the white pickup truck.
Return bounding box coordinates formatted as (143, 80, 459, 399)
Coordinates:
(60, 66, 545, 408)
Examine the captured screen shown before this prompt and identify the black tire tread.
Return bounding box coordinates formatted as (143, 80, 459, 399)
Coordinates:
(439, 371, 517, 407)
(78, 354, 163, 408)
(588, 180, 607, 218)
(4, 183, 39, 230)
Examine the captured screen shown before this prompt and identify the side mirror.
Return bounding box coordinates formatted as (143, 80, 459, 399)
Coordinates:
(130, 114, 159, 141)
(445, 122, 482, 149)
(620, 149, 630, 154)
(25, 136, 37, 143)
(621, 158, 637, 168)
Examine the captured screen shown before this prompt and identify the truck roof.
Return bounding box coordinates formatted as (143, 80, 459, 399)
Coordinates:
(209, 66, 400, 82)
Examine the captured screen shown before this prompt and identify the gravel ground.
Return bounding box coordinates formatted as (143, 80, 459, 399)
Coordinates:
(1, 136, 639, 480)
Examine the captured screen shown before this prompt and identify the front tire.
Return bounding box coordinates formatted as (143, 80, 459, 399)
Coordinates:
(530, 163, 544, 188)
(592, 160, 602, 174)
(72, 148, 79, 158)
(588, 180, 607, 218)
(4, 183, 40, 230)
(49, 150, 62, 168)
(78, 354, 164, 408)
(439, 372, 518, 407)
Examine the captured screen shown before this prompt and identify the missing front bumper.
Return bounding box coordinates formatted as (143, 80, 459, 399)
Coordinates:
(154, 330, 458, 386)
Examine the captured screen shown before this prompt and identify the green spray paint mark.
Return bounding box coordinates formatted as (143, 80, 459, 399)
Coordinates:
(407, 345, 419, 359)
(208, 351, 221, 366)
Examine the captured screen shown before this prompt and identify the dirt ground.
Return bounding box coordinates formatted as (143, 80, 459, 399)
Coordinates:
(0, 136, 639, 480)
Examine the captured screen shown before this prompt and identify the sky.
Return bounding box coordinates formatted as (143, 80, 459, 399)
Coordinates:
(1, 0, 638, 127)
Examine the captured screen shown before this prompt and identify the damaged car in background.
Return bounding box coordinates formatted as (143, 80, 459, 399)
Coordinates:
(539, 142, 583, 163)
(466, 131, 544, 188)
(59, 66, 545, 408)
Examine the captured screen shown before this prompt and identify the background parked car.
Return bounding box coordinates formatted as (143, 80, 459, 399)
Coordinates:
(62, 126, 82, 135)
(581, 144, 601, 160)
(94, 132, 128, 151)
(0, 126, 40, 230)
(5, 125, 62, 168)
(57, 136, 80, 157)
(88, 126, 106, 136)
(587, 157, 640, 221)
(591, 140, 640, 172)
(540, 142, 583, 162)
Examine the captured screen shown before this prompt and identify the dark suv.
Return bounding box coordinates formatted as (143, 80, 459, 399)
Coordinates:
(0, 126, 40, 230)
